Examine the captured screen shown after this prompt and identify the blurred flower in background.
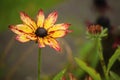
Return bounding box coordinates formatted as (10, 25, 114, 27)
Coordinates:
(62, 73, 77, 80)
(86, 24, 107, 39)
(87, 25, 102, 35)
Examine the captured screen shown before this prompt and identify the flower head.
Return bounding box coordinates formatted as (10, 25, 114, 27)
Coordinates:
(87, 25, 102, 34)
(87, 25, 107, 39)
(9, 9, 71, 51)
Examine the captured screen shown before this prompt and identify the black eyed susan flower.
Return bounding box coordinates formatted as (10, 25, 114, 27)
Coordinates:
(9, 9, 71, 51)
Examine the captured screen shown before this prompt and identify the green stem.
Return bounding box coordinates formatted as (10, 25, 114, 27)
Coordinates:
(97, 39, 108, 80)
(38, 48, 42, 80)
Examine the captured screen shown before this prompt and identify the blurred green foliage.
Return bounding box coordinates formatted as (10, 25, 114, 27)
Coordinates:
(107, 46, 120, 73)
(53, 69, 66, 80)
(110, 71, 120, 80)
(0, 0, 65, 32)
(75, 57, 101, 80)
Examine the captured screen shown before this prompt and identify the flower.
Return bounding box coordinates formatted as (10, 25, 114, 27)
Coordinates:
(87, 25, 102, 34)
(87, 25, 108, 39)
(85, 75, 93, 80)
(62, 73, 77, 80)
(9, 9, 71, 51)
(112, 38, 120, 49)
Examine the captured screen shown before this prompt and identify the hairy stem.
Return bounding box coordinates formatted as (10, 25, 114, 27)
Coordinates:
(97, 39, 108, 80)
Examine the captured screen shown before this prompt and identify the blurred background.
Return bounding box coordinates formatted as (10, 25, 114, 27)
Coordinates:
(0, 0, 120, 80)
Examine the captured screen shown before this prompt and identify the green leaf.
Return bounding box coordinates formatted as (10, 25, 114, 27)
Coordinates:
(53, 69, 66, 80)
(75, 57, 101, 80)
(78, 41, 95, 59)
(109, 71, 120, 80)
(78, 41, 99, 67)
(107, 47, 120, 72)
(118, 56, 120, 61)
(100, 28, 108, 37)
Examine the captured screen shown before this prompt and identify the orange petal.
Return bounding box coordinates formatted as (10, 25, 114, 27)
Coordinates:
(37, 9, 45, 27)
(38, 38, 45, 48)
(48, 23, 71, 32)
(16, 35, 30, 43)
(44, 11, 58, 29)
(20, 12, 37, 31)
(9, 24, 34, 35)
(44, 37, 61, 51)
(27, 34, 37, 40)
(49, 30, 67, 38)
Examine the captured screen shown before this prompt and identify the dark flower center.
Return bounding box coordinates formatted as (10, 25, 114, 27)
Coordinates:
(35, 27, 47, 37)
